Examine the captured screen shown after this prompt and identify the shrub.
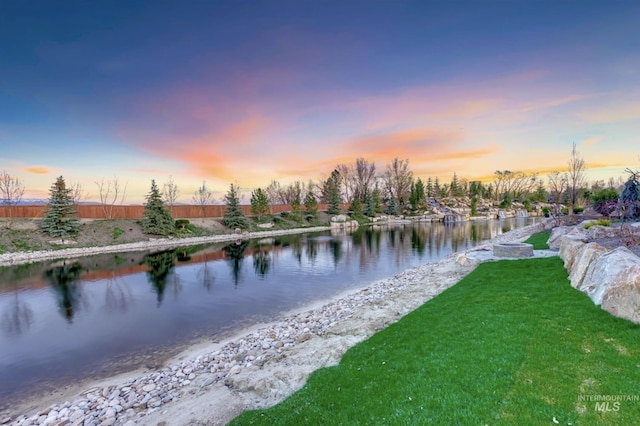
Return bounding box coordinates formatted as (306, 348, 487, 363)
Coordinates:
(541, 206, 551, 217)
(272, 216, 282, 223)
(112, 227, 125, 240)
(584, 219, 611, 229)
(592, 187, 619, 217)
(572, 206, 584, 214)
(175, 219, 190, 229)
(280, 211, 290, 217)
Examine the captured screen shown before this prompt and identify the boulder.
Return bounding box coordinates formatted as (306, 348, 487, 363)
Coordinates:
(557, 231, 640, 323)
(567, 242, 607, 291)
(586, 224, 619, 240)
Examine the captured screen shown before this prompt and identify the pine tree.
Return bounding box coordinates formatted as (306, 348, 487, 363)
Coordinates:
(290, 188, 302, 221)
(327, 174, 341, 215)
(364, 192, 376, 217)
(304, 192, 318, 216)
(349, 197, 363, 215)
(223, 184, 247, 228)
(385, 198, 398, 215)
(41, 176, 80, 240)
(141, 180, 175, 236)
(415, 178, 426, 208)
(372, 185, 383, 213)
(250, 188, 269, 220)
(426, 177, 433, 198)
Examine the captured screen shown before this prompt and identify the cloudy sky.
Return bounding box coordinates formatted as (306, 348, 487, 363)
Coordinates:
(1, 0, 639, 202)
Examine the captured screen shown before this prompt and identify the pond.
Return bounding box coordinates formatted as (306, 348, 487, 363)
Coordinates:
(0, 218, 538, 407)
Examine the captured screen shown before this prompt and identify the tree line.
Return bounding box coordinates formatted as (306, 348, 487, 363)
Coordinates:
(2, 144, 639, 238)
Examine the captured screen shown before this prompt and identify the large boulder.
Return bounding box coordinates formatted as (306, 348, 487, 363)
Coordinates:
(549, 226, 585, 250)
(557, 231, 640, 323)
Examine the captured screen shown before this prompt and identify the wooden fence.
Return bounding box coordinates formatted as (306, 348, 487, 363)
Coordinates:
(0, 203, 341, 219)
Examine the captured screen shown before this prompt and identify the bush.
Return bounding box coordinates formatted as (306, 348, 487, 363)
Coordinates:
(280, 211, 290, 217)
(273, 216, 282, 223)
(584, 219, 611, 229)
(541, 206, 551, 217)
(175, 219, 190, 229)
(572, 207, 584, 214)
(592, 187, 619, 217)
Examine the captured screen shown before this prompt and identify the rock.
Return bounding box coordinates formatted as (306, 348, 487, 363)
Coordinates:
(141, 383, 156, 393)
(558, 232, 640, 323)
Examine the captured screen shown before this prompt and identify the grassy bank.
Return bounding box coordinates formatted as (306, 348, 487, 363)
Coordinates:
(231, 257, 640, 425)
(524, 230, 551, 249)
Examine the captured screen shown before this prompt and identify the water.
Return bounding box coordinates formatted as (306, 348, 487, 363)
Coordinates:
(0, 218, 536, 406)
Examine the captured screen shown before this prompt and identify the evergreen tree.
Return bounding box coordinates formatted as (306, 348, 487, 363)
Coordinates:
(141, 180, 174, 236)
(364, 192, 376, 217)
(450, 172, 460, 197)
(426, 177, 433, 198)
(250, 188, 270, 220)
(414, 178, 425, 208)
(41, 176, 80, 240)
(372, 185, 383, 213)
(434, 177, 441, 199)
(304, 191, 318, 216)
(223, 184, 247, 228)
(385, 198, 398, 215)
(290, 187, 302, 221)
(349, 197, 363, 215)
(409, 182, 418, 211)
(327, 173, 342, 215)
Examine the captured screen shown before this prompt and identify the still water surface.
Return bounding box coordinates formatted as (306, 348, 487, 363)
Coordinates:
(0, 218, 537, 406)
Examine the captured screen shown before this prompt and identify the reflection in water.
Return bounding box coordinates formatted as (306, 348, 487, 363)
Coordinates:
(253, 249, 272, 278)
(1, 287, 33, 336)
(104, 277, 133, 314)
(223, 240, 249, 286)
(46, 262, 84, 322)
(199, 261, 215, 292)
(329, 239, 342, 267)
(143, 250, 178, 306)
(306, 238, 319, 264)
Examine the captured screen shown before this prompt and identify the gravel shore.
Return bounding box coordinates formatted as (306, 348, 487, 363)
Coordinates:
(1, 223, 544, 426)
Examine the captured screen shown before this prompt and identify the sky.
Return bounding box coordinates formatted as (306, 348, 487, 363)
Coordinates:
(1, 0, 639, 203)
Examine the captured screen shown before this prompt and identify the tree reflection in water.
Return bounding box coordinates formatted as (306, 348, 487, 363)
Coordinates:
(223, 240, 249, 286)
(252, 249, 271, 278)
(45, 261, 84, 322)
(143, 250, 178, 306)
(329, 239, 342, 267)
(306, 238, 318, 264)
(104, 275, 133, 314)
(2, 285, 34, 336)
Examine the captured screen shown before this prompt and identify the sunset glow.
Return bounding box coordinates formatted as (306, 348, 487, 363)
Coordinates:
(1, 1, 639, 203)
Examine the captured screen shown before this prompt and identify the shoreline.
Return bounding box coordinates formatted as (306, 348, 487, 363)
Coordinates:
(0, 226, 331, 267)
(2, 222, 545, 426)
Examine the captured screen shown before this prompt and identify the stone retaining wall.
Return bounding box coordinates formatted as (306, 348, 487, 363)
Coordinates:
(552, 223, 640, 324)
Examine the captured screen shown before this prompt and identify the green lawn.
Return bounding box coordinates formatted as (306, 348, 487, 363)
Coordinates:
(523, 230, 551, 250)
(230, 257, 640, 425)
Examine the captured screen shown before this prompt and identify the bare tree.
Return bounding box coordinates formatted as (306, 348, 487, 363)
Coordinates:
(336, 158, 377, 204)
(69, 182, 88, 205)
(492, 170, 539, 202)
(163, 175, 180, 209)
(192, 180, 214, 217)
(547, 171, 568, 204)
(567, 142, 587, 212)
(0, 171, 25, 223)
(95, 176, 127, 219)
(265, 180, 285, 205)
(382, 158, 413, 206)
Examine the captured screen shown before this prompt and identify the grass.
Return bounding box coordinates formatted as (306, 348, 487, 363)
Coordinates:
(523, 230, 551, 250)
(230, 257, 640, 426)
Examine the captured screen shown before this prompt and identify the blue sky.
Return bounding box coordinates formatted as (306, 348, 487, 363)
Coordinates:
(1, 0, 639, 202)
